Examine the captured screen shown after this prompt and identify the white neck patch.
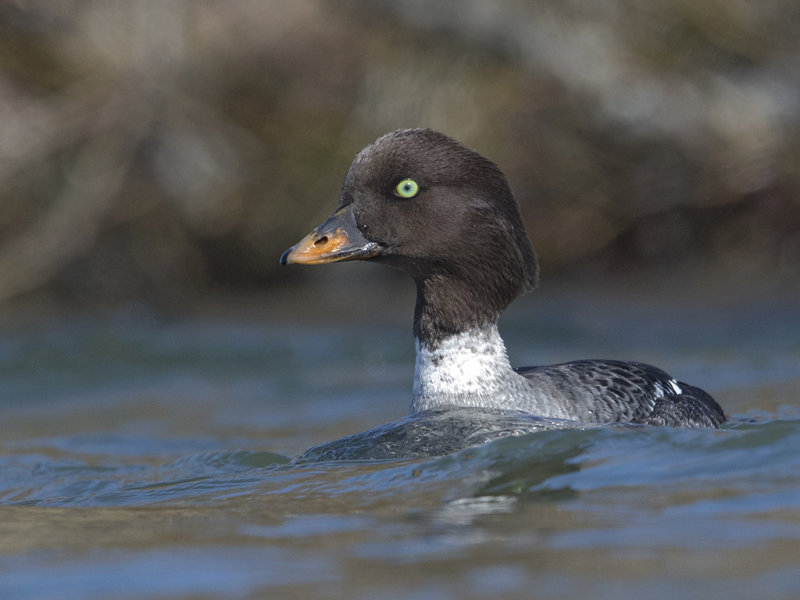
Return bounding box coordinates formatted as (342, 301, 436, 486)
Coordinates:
(411, 324, 522, 412)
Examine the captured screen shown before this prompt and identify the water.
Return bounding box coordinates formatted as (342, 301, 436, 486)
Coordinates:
(1, 283, 799, 599)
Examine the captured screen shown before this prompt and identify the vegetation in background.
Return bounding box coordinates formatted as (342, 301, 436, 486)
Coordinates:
(0, 1, 797, 308)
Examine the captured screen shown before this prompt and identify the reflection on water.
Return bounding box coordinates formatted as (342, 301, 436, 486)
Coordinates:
(0, 288, 798, 599)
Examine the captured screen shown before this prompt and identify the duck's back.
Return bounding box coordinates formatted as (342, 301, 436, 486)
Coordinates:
(515, 359, 725, 428)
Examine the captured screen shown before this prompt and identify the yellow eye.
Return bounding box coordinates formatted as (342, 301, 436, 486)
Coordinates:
(395, 178, 419, 198)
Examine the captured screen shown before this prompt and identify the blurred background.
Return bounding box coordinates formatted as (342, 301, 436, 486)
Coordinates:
(0, 0, 798, 314)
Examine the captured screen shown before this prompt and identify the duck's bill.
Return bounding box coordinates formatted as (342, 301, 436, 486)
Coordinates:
(280, 206, 380, 265)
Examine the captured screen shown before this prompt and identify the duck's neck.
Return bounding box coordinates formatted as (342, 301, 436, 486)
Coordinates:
(410, 273, 536, 413)
(412, 274, 506, 346)
(412, 323, 523, 413)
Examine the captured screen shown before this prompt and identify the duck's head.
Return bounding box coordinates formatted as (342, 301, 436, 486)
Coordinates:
(281, 128, 538, 339)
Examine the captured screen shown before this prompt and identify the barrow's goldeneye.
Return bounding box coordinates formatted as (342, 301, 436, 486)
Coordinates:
(281, 128, 725, 429)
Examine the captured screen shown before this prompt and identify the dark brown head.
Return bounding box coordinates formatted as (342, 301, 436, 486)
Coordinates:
(281, 128, 538, 341)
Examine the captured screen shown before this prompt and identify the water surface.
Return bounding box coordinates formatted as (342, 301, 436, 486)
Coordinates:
(1, 284, 798, 599)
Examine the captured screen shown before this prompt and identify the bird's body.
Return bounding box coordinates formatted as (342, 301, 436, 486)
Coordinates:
(282, 128, 725, 430)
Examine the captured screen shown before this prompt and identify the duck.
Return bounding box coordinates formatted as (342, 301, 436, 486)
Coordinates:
(281, 128, 725, 429)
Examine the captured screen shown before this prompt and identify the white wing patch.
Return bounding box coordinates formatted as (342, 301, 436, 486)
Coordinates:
(653, 379, 683, 399)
